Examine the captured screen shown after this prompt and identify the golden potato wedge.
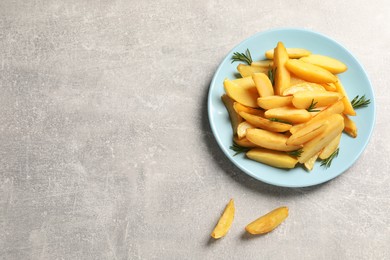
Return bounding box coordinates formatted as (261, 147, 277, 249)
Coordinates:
(239, 111, 292, 133)
(289, 100, 344, 134)
(298, 114, 344, 163)
(247, 148, 298, 169)
(237, 121, 255, 139)
(211, 199, 235, 239)
(283, 82, 325, 96)
(319, 133, 341, 159)
(257, 95, 293, 110)
(251, 60, 273, 67)
(289, 73, 310, 86)
(321, 83, 337, 92)
(264, 106, 312, 124)
(274, 42, 291, 95)
(304, 152, 320, 171)
(252, 72, 274, 97)
(289, 123, 304, 134)
(232, 76, 255, 88)
(287, 119, 328, 145)
(237, 64, 268, 77)
(233, 102, 264, 117)
(292, 91, 343, 109)
(265, 47, 311, 59)
(300, 54, 347, 74)
(285, 59, 337, 83)
(342, 114, 357, 138)
(334, 79, 356, 116)
(233, 136, 257, 148)
(245, 207, 289, 235)
(246, 128, 301, 152)
(224, 79, 259, 108)
(221, 94, 243, 135)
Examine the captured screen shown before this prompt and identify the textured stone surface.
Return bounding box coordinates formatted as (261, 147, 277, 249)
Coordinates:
(0, 0, 389, 259)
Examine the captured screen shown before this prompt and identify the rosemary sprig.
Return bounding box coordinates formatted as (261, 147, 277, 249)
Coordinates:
(351, 95, 371, 109)
(269, 118, 292, 125)
(230, 143, 250, 156)
(231, 49, 253, 65)
(320, 148, 339, 168)
(287, 149, 303, 157)
(306, 99, 320, 112)
(268, 66, 276, 86)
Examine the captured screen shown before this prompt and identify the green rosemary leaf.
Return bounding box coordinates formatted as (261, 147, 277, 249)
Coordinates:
(231, 48, 253, 65)
(230, 143, 250, 156)
(287, 149, 303, 157)
(268, 66, 276, 86)
(320, 148, 339, 168)
(351, 95, 371, 109)
(306, 99, 321, 112)
(268, 118, 292, 125)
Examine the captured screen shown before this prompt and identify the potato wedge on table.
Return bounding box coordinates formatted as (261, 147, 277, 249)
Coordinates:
(239, 112, 292, 133)
(264, 106, 312, 124)
(211, 199, 235, 239)
(300, 54, 347, 74)
(285, 59, 337, 83)
(265, 47, 311, 59)
(247, 148, 298, 169)
(246, 128, 301, 152)
(224, 79, 259, 108)
(245, 207, 289, 235)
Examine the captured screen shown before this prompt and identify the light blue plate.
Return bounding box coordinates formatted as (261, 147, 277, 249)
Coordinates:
(208, 28, 375, 188)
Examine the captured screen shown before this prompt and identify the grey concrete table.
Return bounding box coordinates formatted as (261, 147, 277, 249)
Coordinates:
(1, 1, 389, 259)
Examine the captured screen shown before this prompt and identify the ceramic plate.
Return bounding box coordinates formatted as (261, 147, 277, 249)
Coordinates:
(208, 28, 375, 187)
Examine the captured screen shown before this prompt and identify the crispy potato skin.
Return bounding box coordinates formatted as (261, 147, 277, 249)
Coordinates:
(245, 207, 289, 235)
(211, 199, 235, 239)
